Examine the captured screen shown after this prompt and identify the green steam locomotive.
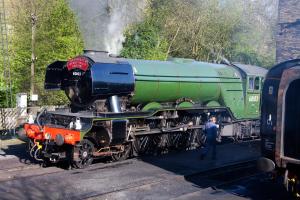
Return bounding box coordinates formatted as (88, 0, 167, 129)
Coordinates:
(23, 50, 267, 168)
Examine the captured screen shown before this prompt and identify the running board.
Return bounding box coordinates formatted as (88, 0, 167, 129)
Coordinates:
(133, 125, 204, 136)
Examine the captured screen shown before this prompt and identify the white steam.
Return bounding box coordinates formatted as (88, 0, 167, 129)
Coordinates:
(68, 0, 146, 55)
(104, 4, 126, 55)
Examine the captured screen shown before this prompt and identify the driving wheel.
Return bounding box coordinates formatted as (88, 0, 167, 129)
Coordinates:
(72, 139, 94, 169)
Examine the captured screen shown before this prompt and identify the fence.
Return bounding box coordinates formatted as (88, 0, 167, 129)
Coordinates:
(0, 106, 67, 138)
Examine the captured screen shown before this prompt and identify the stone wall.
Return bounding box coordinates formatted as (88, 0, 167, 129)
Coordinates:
(276, 0, 300, 63)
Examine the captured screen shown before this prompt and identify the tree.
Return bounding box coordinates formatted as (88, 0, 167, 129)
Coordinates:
(8, 0, 84, 106)
(121, 18, 169, 60)
(0, 0, 13, 108)
(122, 0, 245, 62)
(230, 0, 278, 68)
(121, 0, 277, 68)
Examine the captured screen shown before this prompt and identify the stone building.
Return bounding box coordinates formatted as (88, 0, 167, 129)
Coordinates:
(276, 0, 300, 63)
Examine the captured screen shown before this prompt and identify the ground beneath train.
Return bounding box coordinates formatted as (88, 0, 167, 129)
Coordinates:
(0, 139, 292, 200)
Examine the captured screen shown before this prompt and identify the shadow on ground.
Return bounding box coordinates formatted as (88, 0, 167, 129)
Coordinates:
(0, 177, 72, 200)
(0, 141, 37, 166)
(139, 141, 292, 200)
(139, 141, 261, 176)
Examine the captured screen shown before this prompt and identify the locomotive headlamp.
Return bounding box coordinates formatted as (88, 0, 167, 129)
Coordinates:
(75, 117, 82, 130)
(28, 114, 34, 124)
(44, 133, 51, 140)
(69, 121, 75, 129)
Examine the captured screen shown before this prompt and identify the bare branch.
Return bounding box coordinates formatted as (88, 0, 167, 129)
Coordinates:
(165, 26, 180, 59)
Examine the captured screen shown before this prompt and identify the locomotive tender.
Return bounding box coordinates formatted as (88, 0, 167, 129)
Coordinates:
(24, 50, 267, 168)
(260, 59, 300, 196)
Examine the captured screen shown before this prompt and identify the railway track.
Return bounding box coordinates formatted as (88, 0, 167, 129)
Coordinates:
(1, 156, 289, 200)
(184, 160, 259, 187)
(81, 159, 260, 199)
(0, 140, 264, 200)
(0, 156, 136, 183)
(0, 163, 62, 182)
(0, 140, 260, 182)
(0, 154, 260, 199)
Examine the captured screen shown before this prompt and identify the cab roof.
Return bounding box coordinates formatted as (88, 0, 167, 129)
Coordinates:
(233, 63, 268, 77)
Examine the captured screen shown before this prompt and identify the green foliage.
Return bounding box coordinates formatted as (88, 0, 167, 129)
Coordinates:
(0, 81, 9, 107)
(7, 0, 84, 106)
(121, 19, 169, 60)
(2, 0, 276, 108)
(121, 0, 276, 68)
(230, 44, 275, 68)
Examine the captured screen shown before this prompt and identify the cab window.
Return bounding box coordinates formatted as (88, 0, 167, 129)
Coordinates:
(254, 77, 260, 90)
(248, 77, 254, 90)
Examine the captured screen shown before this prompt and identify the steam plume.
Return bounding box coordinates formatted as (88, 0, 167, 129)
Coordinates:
(68, 0, 146, 55)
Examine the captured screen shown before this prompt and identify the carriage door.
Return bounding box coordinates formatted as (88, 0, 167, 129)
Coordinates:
(277, 67, 300, 163)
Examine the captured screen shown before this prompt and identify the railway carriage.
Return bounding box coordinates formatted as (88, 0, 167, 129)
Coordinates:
(260, 59, 300, 197)
(22, 50, 267, 168)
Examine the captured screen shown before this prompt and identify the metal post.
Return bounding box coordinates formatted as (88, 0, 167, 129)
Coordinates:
(30, 12, 37, 97)
(0, 0, 12, 108)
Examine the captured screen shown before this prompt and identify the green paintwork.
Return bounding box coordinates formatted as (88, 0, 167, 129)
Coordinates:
(128, 59, 222, 105)
(206, 101, 221, 107)
(125, 59, 265, 120)
(245, 76, 262, 118)
(80, 131, 85, 140)
(142, 102, 162, 111)
(177, 101, 194, 108)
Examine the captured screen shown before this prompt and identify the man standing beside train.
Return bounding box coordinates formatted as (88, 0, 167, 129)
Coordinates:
(200, 116, 218, 160)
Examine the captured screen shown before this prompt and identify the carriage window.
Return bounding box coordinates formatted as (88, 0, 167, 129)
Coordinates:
(254, 77, 260, 90)
(248, 77, 254, 90)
